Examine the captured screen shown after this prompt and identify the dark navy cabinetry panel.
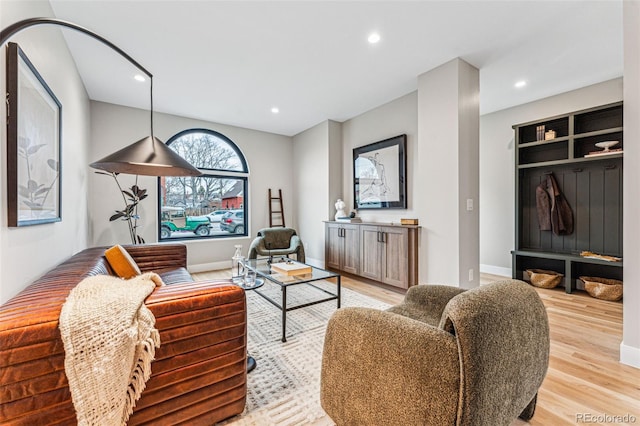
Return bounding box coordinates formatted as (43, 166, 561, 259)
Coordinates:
(512, 102, 623, 294)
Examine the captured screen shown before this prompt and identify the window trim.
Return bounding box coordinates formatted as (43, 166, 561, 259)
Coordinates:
(167, 128, 248, 173)
(157, 129, 249, 241)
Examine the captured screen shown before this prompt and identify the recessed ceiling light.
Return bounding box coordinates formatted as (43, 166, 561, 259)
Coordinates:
(134, 74, 146, 82)
(514, 80, 527, 88)
(271, 107, 279, 114)
(368, 33, 381, 44)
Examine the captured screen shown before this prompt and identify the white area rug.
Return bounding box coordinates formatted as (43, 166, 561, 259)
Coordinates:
(220, 280, 390, 425)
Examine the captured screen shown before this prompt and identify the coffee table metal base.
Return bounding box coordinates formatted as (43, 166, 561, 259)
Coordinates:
(253, 277, 341, 342)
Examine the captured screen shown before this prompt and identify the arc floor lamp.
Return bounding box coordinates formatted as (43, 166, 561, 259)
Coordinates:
(0, 17, 201, 177)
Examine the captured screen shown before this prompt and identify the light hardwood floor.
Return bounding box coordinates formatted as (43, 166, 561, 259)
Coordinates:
(194, 270, 640, 425)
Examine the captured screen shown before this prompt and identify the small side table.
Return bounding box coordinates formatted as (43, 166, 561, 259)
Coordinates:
(232, 275, 264, 373)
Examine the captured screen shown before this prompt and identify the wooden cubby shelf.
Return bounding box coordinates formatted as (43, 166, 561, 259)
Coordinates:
(512, 102, 623, 295)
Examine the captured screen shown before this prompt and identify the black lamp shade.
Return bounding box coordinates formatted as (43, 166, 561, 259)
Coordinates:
(90, 136, 202, 177)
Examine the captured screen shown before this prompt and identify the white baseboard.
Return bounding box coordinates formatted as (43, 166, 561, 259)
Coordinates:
(189, 257, 324, 274)
(305, 257, 323, 268)
(188, 260, 231, 273)
(620, 342, 640, 369)
(480, 264, 511, 277)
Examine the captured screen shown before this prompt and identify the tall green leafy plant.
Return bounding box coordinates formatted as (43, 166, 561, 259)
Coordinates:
(96, 172, 147, 244)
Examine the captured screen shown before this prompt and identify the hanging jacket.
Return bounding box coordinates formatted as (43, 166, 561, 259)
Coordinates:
(535, 173, 573, 236)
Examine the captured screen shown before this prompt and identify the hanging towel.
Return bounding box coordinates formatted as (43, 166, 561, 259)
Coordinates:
(535, 173, 573, 236)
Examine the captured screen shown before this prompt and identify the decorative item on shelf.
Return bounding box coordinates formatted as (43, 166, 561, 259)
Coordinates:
(579, 276, 623, 301)
(584, 141, 622, 158)
(334, 199, 347, 221)
(536, 125, 545, 141)
(336, 216, 362, 223)
(579, 251, 622, 262)
(400, 218, 419, 225)
(544, 130, 556, 140)
(525, 269, 563, 289)
(595, 140, 620, 151)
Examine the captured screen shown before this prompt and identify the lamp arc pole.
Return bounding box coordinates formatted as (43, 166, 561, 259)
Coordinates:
(0, 17, 201, 177)
(0, 17, 152, 77)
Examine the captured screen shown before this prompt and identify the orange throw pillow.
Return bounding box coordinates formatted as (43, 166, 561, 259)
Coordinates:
(105, 245, 141, 279)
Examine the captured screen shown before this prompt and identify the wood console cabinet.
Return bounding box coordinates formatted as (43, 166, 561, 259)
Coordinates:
(325, 221, 419, 289)
(325, 222, 359, 275)
(512, 102, 623, 293)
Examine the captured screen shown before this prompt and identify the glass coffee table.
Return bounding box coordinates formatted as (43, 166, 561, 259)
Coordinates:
(240, 258, 341, 342)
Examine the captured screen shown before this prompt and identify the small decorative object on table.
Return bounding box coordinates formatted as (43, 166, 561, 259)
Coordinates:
(579, 276, 623, 301)
(400, 218, 419, 225)
(544, 130, 556, 140)
(525, 269, 563, 288)
(231, 245, 244, 283)
(270, 260, 312, 276)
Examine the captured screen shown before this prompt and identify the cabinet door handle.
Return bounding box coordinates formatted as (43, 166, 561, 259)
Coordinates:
(376, 231, 381, 243)
(381, 232, 386, 243)
(340, 228, 344, 238)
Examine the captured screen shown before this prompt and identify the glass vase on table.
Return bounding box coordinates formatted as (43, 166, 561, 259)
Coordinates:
(231, 245, 244, 284)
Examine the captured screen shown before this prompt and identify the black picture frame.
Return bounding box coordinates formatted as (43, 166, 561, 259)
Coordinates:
(353, 134, 407, 210)
(6, 42, 62, 227)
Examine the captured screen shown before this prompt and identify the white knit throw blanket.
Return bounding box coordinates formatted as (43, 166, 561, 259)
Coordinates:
(59, 272, 163, 425)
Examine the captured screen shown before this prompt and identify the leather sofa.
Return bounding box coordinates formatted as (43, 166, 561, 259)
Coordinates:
(0, 244, 247, 425)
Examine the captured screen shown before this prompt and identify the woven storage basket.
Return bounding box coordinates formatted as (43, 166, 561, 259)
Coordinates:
(580, 276, 623, 301)
(525, 269, 563, 289)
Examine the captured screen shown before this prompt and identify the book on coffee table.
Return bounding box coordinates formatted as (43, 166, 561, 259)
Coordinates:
(271, 261, 312, 276)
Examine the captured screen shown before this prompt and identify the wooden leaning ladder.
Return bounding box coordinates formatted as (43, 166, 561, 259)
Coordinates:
(269, 189, 285, 227)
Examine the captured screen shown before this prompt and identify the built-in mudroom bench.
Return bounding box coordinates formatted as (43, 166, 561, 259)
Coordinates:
(511, 102, 623, 294)
(324, 221, 420, 289)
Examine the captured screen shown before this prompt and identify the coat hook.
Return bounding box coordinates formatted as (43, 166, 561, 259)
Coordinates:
(605, 164, 617, 170)
(572, 168, 583, 173)
(543, 171, 553, 175)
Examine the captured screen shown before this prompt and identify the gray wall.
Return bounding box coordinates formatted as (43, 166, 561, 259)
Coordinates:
(341, 92, 418, 222)
(89, 101, 293, 271)
(622, 0, 640, 368)
(0, 0, 91, 304)
(479, 78, 623, 276)
(292, 121, 330, 266)
(418, 58, 480, 287)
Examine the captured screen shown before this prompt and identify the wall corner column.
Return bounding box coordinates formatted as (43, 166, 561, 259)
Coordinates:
(417, 58, 480, 288)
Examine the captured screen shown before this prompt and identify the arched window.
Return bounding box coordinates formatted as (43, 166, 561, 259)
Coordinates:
(158, 129, 248, 240)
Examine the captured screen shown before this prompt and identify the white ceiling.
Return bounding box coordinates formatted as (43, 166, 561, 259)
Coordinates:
(47, 1, 623, 137)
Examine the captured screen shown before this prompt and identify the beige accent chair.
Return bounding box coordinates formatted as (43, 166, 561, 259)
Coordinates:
(320, 279, 550, 426)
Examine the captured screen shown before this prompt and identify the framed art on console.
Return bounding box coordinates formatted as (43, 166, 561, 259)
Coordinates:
(6, 42, 62, 226)
(353, 134, 407, 210)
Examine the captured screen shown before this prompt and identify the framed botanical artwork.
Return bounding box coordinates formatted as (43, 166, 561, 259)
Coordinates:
(353, 134, 407, 210)
(6, 42, 62, 226)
